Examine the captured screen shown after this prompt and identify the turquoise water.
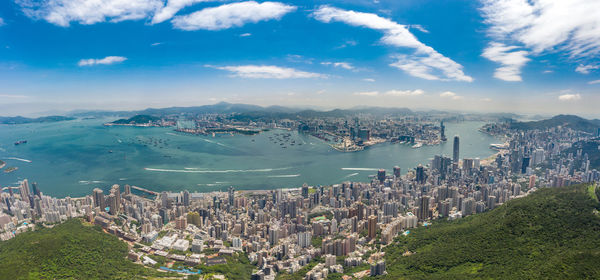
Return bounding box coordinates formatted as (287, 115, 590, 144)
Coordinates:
(0, 118, 500, 197)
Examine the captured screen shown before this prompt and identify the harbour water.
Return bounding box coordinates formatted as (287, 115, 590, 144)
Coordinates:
(0, 118, 501, 197)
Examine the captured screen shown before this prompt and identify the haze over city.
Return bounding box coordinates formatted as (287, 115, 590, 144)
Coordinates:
(0, 0, 599, 116)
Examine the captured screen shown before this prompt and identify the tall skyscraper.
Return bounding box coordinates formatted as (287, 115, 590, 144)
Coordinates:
(393, 166, 401, 178)
(418, 195, 431, 220)
(440, 121, 447, 141)
(377, 169, 386, 183)
(93, 188, 105, 210)
(228, 186, 235, 206)
(368, 215, 377, 240)
(20, 179, 31, 202)
(453, 135, 460, 164)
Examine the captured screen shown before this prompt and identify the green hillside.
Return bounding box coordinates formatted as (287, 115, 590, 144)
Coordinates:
(380, 184, 600, 279)
(111, 114, 160, 125)
(510, 114, 600, 133)
(0, 219, 172, 280)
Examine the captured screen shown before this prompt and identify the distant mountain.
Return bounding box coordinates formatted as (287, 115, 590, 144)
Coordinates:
(380, 184, 600, 279)
(510, 114, 600, 133)
(0, 115, 75, 125)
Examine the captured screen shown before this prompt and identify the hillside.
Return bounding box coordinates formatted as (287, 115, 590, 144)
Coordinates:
(0, 219, 172, 280)
(510, 114, 600, 133)
(563, 140, 600, 170)
(111, 114, 161, 125)
(380, 184, 600, 279)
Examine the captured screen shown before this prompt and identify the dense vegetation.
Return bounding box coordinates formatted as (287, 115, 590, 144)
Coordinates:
(111, 114, 161, 124)
(191, 253, 255, 280)
(0, 115, 74, 124)
(380, 184, 600, 279)
(510, 114, 600, 133)
(0, 219, 171, 280)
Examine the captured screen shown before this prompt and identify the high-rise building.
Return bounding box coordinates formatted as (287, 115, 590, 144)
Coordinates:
(124, 184, 131, 195)
(110, 184, 120, 213)
(418, 195, 430, 220)
(440, 121, 447, 141)
(182, 190, 190, 206)
(228, 186, 235, 206)
(107, 194, 118, 215)
(32, 182, 41, 197)
(368, 215, 377, 239)
(415, 165, 426, 184)
(393, 166, 401, 178)
(20, 179, 31, 203)
(453, 135, 460, 164)
(377, 169, 386, 183)
(301, 184, 309, 198)
(93, 188, 105, 210)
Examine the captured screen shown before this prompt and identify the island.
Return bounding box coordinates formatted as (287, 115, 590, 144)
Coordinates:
(0, 115, 75, 125)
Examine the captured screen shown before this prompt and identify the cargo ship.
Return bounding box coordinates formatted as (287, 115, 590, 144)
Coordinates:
(14, 140, 27, 145)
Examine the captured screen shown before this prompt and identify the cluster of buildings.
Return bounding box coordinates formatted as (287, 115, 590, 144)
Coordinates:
(1, 120, 599, 279)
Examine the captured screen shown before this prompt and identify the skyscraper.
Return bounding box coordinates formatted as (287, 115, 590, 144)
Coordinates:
(93, 188, 105, 210)
(368, 215, 377, 239)
(377, 169, 386, 183)
(393, 166, 401, 178)
(453, 135, 460, 164)
(440, 121, 447, 141)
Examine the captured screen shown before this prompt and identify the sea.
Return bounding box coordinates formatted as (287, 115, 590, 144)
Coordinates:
(0, 118, 501, 197)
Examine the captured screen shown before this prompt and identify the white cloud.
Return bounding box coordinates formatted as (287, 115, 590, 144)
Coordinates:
(362, 78, 375, 82)
(313, 6, 472, 82)
(151, 0, 210, 24)
(354, 91, 379, 96)
(481, 42, 530, 81)
(409, 24, 428, 33)
(480, 0, 600, 75)
(575, 64, 599, 74)
(385, 89, 424, 96)
(321, 61, 354, 70)
(558, 93, 581, 101)
(589, 79, 600, 85)
(172, 1, 296, 31)
(543, 70, 553, 74)
(208, 65, 325, 79)
(0, 17, 5, 26)
(16, 0, 163, 27)
(481, 98, 493, 102)
(151, 42, 162, 46)
(240, 32, 252, 37)
(78, 56, 127, 66)
(440, 91, 462, 100)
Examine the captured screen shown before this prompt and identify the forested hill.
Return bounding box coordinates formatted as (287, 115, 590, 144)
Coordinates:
(510, 114, 600, 133)
(381, 184, 600, 279)
(0, 219, 171, 280)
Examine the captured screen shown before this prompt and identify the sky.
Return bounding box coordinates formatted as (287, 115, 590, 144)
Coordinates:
(0, 0, 599, 117)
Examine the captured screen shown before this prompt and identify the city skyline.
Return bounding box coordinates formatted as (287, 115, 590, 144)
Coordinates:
(1, 0, 600, 116)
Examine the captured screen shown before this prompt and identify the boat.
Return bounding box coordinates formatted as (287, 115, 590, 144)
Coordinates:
(412, 143, 423, 148)
(14, 140, 27, 145)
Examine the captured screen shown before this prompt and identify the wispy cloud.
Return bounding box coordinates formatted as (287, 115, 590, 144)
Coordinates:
(313, 6, 472, 82)
(0, 94, 29, 98)
(481, 42, 529, 81)
(78, 56, 127, 66)
(362, 78, 375, 82)
(558, 93, 581, 101)
(385, 89, 424, 96)
(16, 0, 163, 27)
(354, 91, 379, 96)
(207, 65, 325, 79)
(172, 1, 296, 31)
(589, 79, 600, 85)
(152, 0, 211, 24)
(575, 64, 599, 74)
(480, 0, 600, 77)
(151, 42, 162, 46)
(321, 61, 354, 70)
(239, 32, 252, 37)
(440, 91, 462, 100)
(0, 17, 5, 26)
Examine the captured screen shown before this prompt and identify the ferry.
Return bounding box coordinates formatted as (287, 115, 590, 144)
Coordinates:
(14, 140, 27, 145)
(411, 143, 423, 149)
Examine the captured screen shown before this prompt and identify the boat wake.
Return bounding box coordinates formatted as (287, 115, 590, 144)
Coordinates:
(79, 180, 104, 185)
(341, 167, 379, 171)
(145, 167, 290, 173)
(268, 174, 300, 178)
(4, 157, 32, 163)
(343, 172, 359, 178)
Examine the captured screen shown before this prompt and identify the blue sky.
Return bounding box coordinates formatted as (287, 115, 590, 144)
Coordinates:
(0, 0, 599, 116)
